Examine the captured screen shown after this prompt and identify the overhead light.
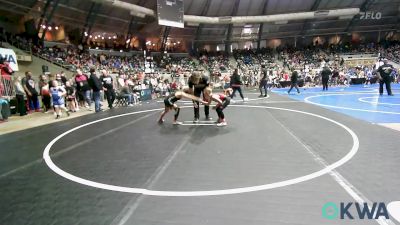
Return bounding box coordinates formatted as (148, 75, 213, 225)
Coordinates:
(48, 26, 52, 31)
(89, 35, 92, 38)
(84, 32, 88, 36)
(95, 36, 98, 39)
(152, 43, 155, 46)
(146, 41, 151, 45)
(177, 41, 180, 44)
(102, 36, 105, 40)
(96, 47, 99, 49)
(120, 50, 123, 52)
(42, 25, 46, 29)
(126, 39, 131, 43)
(55, 26, 59, 30)
(108, 37, 111, 39)
(113, 35, 117, 39)
(173, 42, 176, 45)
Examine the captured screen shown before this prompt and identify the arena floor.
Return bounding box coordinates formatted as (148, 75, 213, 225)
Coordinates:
(1, 85, 400, 225)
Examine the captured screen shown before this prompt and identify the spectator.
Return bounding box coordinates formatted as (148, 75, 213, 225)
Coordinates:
(100, 69, 116, 109)
(23, 71, 40, 112)
(0, 58, 13, 96)
(88, 68, 103, 112)
(55, 73, 64, 87)
(0, 58, 13, 80)
(0, 97, 10, 122)
(74, 69, 92, 110)
(59, 71, 67, 86)
(65, 81, 77, 112)
(39, 75, 51, 113)
(13, 76, 27, 116)
(120, 79, 138, 106)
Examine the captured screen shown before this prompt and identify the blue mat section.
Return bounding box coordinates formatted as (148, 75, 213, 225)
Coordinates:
(272, 84, 400, 123)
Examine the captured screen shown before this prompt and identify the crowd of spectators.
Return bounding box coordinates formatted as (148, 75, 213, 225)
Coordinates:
(1, 30, 400, 122)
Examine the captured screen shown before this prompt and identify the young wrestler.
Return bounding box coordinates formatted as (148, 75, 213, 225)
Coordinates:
(50, 80, 70, 119)
(204, 87, 233, 127)
(158, 88, 207, 125)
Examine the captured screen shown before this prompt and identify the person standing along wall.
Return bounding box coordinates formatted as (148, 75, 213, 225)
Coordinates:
(89, 68, 103, 113)
(100, 70, 116, 109)
(39, 75, 51, 113)
(13, 76, 27, 116)
(74, 69, 92, 110)
(23, 71, 40, 112)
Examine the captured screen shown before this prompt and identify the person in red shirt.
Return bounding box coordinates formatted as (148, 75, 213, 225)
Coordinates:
(74, 69, 92, 109)
(283, 71, 289, 81)
(0, 60, 13, 80)
(0, 59, 14, 96)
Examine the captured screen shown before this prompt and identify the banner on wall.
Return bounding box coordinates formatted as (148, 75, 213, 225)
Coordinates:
(0, 48, 19, 71)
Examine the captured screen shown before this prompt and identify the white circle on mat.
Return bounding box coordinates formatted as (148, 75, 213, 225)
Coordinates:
(305, 93, 400, 115)
(358, 96, 400, 106)
(43, 105, 359, 197)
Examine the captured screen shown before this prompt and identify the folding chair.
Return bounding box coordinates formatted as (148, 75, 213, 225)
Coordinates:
(114, 92, 128, 107)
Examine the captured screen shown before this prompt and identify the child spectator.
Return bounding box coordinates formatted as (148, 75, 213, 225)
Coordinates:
(65, 81, 76, 112)
(50, 80, 69, 119)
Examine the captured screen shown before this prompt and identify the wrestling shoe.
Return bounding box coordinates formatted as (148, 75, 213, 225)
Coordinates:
(205, 116, 213, 121)
(173, 121, 183, 125)
(158, 119, 164, 124)
(217, 121, 227, 127)
(193, 118, 199, 123)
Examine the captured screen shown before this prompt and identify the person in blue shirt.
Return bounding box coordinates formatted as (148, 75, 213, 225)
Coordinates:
(50, 80, 70, 119)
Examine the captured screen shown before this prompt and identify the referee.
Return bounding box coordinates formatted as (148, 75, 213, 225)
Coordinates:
(188, 71, 211, 123)
(230, 68, 245, 101)
(321, 66, 332, 91)
(377, 59, 394, 96)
